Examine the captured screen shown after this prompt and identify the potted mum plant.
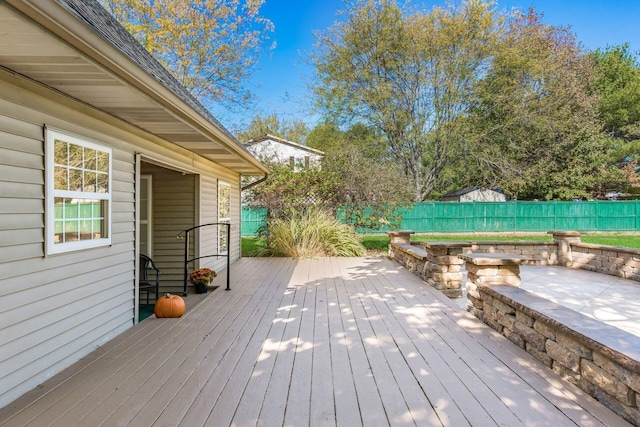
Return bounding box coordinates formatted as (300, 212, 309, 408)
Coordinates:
(189, 267, 217, 294)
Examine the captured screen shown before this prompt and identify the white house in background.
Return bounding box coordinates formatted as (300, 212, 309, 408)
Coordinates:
(244, 134, 324, 171)
(440, 186, 507, 202)
(0, 0, 268, 408)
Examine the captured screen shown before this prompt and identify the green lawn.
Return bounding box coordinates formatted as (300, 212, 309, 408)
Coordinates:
(241, 236, 265, 256)
(581, 233, 640, 249)
(243, 232, 640, 256)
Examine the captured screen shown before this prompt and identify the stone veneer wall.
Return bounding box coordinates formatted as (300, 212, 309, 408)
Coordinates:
(569, 243, 640, 280)
(388, 235, 640, 293)
(388, 233, 640, 424)
(473, 284, 640, 425)
(388, 243, 429, 280)
(469, 242, 558, 265)
(388, 241, 560, 296)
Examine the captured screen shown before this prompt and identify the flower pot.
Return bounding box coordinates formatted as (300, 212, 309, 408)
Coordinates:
(194, 283, 208, 294)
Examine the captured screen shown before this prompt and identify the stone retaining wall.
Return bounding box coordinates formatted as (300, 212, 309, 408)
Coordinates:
(473, 284, 640, 425)
(388, 231, 640, 424)
(468, 242, 559, 265)
(569, 243, 640, 280)
(388, 243, 428, 279)
(388, 231, 640, 297)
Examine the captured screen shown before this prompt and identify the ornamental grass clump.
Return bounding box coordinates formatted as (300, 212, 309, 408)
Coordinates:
(265, 208, 365, 258)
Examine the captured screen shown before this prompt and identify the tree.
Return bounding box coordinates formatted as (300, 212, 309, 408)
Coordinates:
(589, 44, 640, 198)
(455, 9, 616, 200)
(236, 113, 310, 143)
(243, 163, 329, 219)
(591, 44, 640, 139)
(312, 0, 498, 201)
(244, 122, 412, 230)
(308, 122, 412, 228)
(306, 122, 388, 160)
(101, 0, 274, 111)
(321, 146, 413, 229)
(590, 44, 640, 189)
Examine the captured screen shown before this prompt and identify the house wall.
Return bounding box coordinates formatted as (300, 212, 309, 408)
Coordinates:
(199, 170, 242, 274)
(0, 71, 242, 407)
(460, 189, 506, 202)
(247, 140, 322, 169)
(138, 163, 241, 295)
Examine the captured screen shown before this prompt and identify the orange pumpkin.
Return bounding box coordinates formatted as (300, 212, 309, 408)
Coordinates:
(154, 293, 185, 318)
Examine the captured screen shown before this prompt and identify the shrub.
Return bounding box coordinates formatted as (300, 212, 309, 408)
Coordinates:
(264, 208, 366, 257)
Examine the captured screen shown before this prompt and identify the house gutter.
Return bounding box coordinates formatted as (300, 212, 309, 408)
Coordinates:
(241, 174, 269, 192)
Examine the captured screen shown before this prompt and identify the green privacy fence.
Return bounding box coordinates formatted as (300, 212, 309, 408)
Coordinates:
(400, 200, 640, 233)
(241, 206, 267, 236)
(242, 200, 640, 236)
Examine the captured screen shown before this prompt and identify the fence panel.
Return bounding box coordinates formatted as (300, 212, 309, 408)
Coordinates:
(515, 202, 556, 231)
(473, 202, 516, 231)
(400, 202, 434, 232)
(554, 201, 598, 231)
(241, 207, 267, 236)
(597, 200, 637, 231)
(241, 201, 640, 236)
(432, 203, 475, 232)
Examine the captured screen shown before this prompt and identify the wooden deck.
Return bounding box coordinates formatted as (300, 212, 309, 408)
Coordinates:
(0, 257, 629, 426)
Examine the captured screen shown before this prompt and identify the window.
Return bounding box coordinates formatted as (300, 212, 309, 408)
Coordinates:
(46, 128, 112, 254)
(140, 175, 153, 257)
(218, 181, 231, 254)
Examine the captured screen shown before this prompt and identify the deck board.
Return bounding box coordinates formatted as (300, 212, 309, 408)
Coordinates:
(326, 271, 363, 427)
(60, 267, 264, 426)
(172, 258, 295, 427)
(0, 257, 630, 427)
(332, 265, 388, 427)
(200, 260, 298, 427)
(282, 261, 316, 427)
(254, 262, 309, 427)
(310, 260, 335, 427)
(229, 274, 297, 427)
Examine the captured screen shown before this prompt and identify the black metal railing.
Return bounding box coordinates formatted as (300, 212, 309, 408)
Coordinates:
(177, 223, 232, 296)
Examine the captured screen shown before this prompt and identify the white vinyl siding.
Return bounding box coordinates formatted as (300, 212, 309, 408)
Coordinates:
(0, 102, 134, 407)
(0, 118, 45, 264)
(0, 65, 243, 409)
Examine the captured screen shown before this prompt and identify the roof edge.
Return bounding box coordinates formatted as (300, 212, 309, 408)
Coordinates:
(244, 134, 325, 156)
(5, 0, 269, 175)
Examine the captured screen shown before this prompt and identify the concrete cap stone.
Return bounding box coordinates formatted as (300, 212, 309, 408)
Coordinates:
(459, 253, 535, 265)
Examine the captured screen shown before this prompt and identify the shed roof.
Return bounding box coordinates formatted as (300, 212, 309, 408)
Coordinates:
(442, 186, 504, 198)
(1, 0, 268, 175)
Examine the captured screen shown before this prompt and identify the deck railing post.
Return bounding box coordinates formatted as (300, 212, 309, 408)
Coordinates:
(226, 223, 231, 291)
(183, 231, 190, 296)
(179, 222, 233, 295)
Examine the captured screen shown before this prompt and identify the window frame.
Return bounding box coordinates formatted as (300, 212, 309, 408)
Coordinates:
(45, 128, 112, 255)
(218, 181, 231, 255)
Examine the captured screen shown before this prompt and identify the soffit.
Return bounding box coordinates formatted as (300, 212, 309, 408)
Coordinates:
(0, 2, 267, 175)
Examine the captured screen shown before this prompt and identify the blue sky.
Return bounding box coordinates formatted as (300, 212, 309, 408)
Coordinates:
(225, 0, 640, 130)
